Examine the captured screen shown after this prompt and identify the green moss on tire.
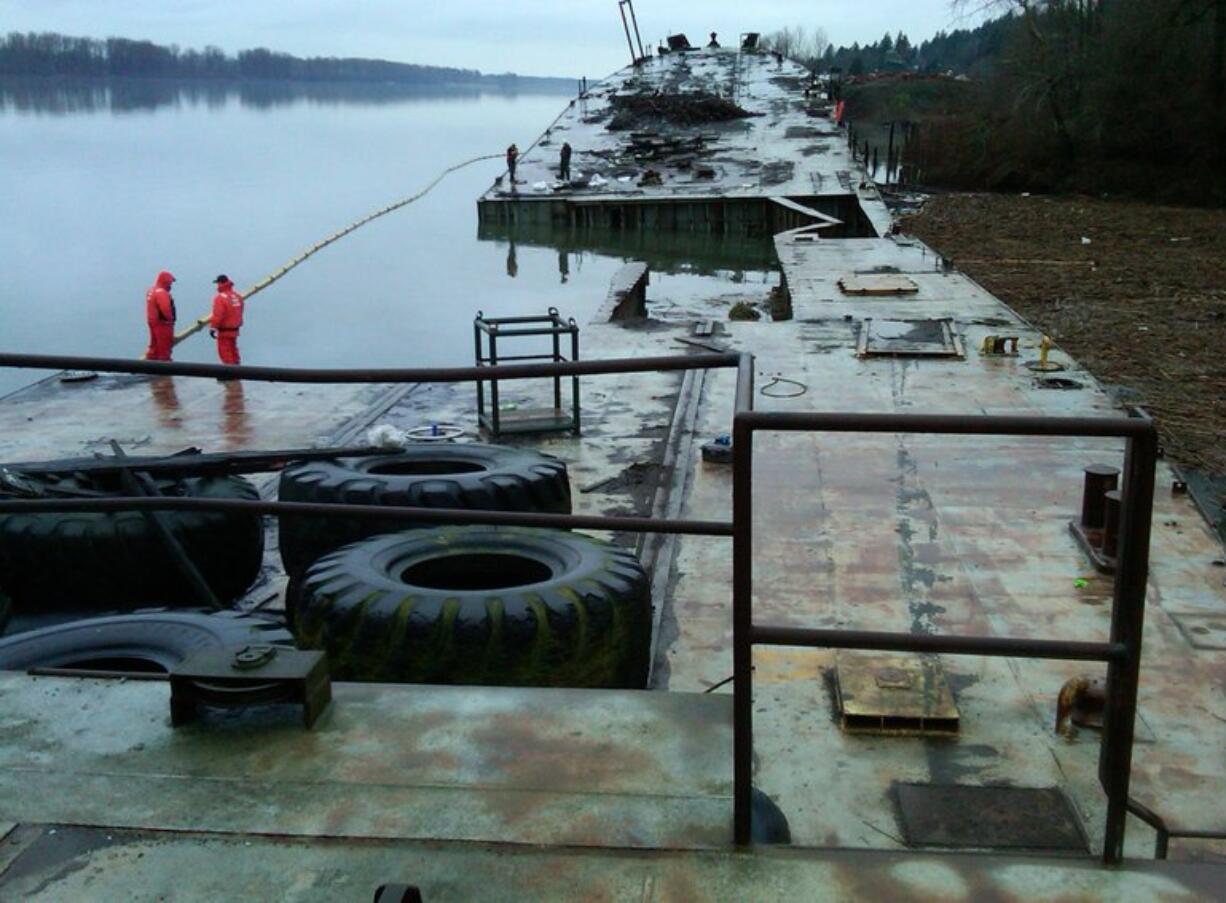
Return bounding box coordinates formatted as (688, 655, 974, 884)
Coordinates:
(294, 526, 651, 688)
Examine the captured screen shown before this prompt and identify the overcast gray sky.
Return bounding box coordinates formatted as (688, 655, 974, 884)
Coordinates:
(1, 1, 984, 79)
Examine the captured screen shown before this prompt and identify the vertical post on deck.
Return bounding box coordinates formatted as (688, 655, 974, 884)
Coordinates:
(551, 314, 562, 413)
(570, 319, 581, 435)
(625, 0, 646, 60)
(732, 415, 754, 845)
(473, 316, 485, 427)
(887, 121, 896, 184)
(489, 328, 500, 436)
(1099, 423, 1158, 863)
(618, 1, 637, 66)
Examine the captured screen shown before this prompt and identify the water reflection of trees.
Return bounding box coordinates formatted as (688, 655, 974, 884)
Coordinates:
(0, 78, 562, 115)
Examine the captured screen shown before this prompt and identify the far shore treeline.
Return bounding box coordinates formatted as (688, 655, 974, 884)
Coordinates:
(0, 31, 572, 90)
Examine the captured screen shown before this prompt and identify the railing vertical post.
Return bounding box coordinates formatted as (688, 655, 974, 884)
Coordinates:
(551, 322, 562, 412)
(570, 320, 581, 435)
(732, 414, 754, 845)
(489, 328, 501, 436)
(473, 318, 486, 428)
(1099, 424, 1158, 863)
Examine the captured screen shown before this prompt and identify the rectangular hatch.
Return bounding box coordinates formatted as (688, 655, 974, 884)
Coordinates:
(838, 274, 919, 296)
(857, 318, 965, 358)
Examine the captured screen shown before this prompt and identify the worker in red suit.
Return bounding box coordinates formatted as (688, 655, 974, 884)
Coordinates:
(144, 270, 177, 361)
(208, 274, 244, 365)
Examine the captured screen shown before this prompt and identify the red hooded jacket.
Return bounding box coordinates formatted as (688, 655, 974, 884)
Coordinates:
(146, 271, 176, 325)
(209, 279, 244, 331)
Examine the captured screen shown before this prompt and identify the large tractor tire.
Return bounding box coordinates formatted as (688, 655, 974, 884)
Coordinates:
(276, 444, 571, 578)
(294, 526, 651, 689)
(0, 610, 293, 673)
(0, 473, 265, 612)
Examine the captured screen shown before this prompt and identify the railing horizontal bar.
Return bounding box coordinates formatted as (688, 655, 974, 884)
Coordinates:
(0, 352, 740, 385)
(0, 496, 734, 537)
(474, 353, 566, 363)
(737, 410, 1154, 439)
(476, 315, 565, 326)
(751, 625, 1126, 662)
(484, 326, 577, 338)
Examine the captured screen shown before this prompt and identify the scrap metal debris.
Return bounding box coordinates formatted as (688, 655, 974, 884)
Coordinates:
(607, 91, 758, 131)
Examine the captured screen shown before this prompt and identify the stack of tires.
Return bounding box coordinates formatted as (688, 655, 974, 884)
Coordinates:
(0, 470, 275, 671)
(0, 471, 266, 621)
(280, 444, 652, 689)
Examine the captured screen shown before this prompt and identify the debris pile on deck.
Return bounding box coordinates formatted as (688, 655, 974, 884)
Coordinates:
(607, 91, 757, 130)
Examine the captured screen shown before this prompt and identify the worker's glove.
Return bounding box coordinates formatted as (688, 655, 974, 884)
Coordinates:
(209, 329, 217, 338)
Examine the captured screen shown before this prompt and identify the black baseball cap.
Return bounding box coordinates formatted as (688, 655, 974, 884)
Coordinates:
(213, 274, 230, 284)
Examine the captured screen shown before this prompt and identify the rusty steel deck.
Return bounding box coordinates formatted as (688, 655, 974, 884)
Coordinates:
(1, 823, 1222, 901)
(0, 675, 733, 849)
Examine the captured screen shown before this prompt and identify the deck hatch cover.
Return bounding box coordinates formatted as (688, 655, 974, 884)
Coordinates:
(893, 783, 1089, 852)
(838, 274, 919, 296)
(857, 318, 965, 358)
(834, 655, 959, 735)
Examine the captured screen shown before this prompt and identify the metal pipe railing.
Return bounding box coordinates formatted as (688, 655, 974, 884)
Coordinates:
(1127, 797, 1226, 859)
(730, 409, 1158, 866)
(0, 495, 734, 537)
(751, 626, 1128, 663)
(0, 351, 739, 385)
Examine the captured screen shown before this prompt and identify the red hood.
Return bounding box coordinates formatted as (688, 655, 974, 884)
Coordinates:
(156, 271, 175, 289)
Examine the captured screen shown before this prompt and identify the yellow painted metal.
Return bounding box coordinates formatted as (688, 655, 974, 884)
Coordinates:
(835, 654, 960, 735)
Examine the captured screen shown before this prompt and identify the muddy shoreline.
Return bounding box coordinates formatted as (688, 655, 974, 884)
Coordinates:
(902, 193, 1226, 491)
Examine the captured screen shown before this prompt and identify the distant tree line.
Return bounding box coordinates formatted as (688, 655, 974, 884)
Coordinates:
(0, 31, 568, 89)
(815, 18, 1018, 77)
(764, 23, 1009, 78)
(834, 0, 1226, 204)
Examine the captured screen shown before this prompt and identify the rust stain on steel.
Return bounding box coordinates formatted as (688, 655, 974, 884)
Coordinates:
(472, 712, 660, 794)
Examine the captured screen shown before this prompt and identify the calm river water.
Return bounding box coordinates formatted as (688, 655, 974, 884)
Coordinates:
(0, 79, 775, 399)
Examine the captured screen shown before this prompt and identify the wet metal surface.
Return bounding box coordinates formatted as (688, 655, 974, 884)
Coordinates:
(0, 674, 733, 849)
(656, 225, 1226, 859)
(2, 825, 1224, 902)
(0, 372, 400, 462)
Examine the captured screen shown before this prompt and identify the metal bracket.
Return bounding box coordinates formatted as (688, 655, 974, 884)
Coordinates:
(170, 646, 332, 729)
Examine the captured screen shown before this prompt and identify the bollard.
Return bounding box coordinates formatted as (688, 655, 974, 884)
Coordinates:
(1080, 464, 1120, 530)
(1102, 489, 1122, 558)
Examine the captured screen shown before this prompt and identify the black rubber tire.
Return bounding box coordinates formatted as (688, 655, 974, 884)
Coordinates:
(294, 526, 651, 688)
(277, 444, 571, 578)
(0, 610, 293, 672)
(0, 472, 265, 612)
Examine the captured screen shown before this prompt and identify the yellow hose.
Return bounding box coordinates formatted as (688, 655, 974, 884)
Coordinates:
(173, 152, 501, 346)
